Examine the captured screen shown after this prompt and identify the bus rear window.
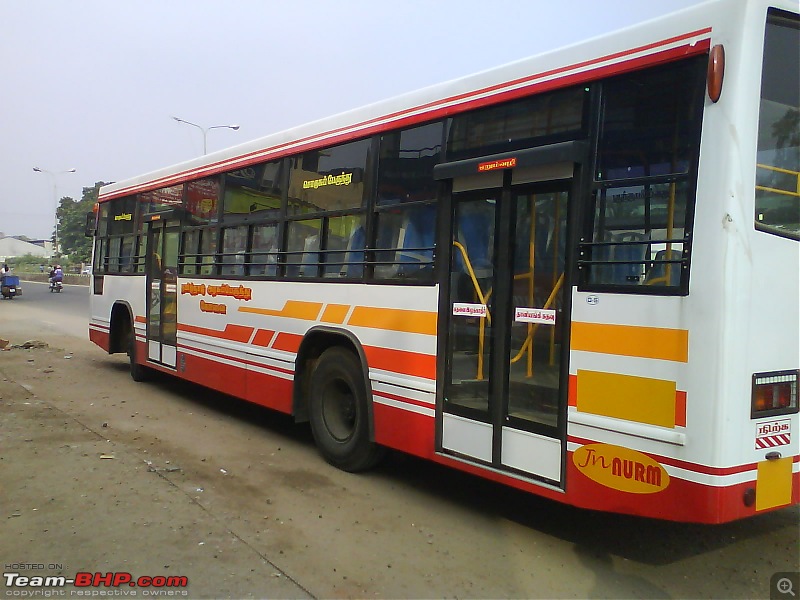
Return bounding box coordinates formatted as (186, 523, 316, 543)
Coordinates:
(755, 9, 800, 240)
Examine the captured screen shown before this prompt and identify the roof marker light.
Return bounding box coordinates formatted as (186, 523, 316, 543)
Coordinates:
(707, 44, 725, 102)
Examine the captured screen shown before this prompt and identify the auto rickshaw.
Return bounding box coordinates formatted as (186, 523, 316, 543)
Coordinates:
(1, 274, 22, 299)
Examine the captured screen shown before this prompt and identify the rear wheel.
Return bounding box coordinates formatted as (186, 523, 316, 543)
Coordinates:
(128, 327, 150, 382)
(309, 347, 385, 472)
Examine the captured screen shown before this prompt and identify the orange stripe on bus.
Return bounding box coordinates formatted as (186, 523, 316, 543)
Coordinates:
(272, 332, 303, 353)
(179, 323, 254, 343)
(320, 304, 350, 324)
(239, 300, 323, 321)
(571, 322, 688, 363)
(349, 307, 437, 336)
(135, 316, 146, 323)
(252, 329, 276, 348)
(363, 345, 436, 380)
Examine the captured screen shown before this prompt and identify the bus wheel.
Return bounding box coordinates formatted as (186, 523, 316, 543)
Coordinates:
(309, 347, 385, 472)
(128, 331, 150, 382)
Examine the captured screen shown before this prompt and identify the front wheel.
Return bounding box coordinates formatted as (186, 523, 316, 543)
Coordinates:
(309, 347, 385, 472)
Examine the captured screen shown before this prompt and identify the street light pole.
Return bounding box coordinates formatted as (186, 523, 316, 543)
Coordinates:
(171, 116, 240, 155)
(33, 167, 76, 258)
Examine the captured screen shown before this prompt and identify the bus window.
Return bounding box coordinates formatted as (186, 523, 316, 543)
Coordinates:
(186, 177, 220, 225)
(198, 227, 218, 276)
(373, 204, 436, 281)
(250, 223, 280, 276)
(288, 139, 372, 215)
(755, 9, 800, 240)
(220, 225, 248, 276)
(580, 56, 704, 293)
(286, 219, 322, 277)
(181, 229, 201, 275)
(377, 122, 443, 205)
(223, 162, 283, 221)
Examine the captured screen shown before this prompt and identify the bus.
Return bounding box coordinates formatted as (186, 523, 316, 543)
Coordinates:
(88, 0, 799, 524)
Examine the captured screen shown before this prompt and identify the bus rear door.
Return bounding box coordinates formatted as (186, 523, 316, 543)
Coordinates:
(437, 155, 580, 487)
(144, 216, 180, 368)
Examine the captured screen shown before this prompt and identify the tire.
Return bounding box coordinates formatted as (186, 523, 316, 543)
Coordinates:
(309, 347, 385, 472)
(128, 328, 150, 382)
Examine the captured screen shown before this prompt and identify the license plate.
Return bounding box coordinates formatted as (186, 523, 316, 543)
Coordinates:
(8, 288, 15, 293)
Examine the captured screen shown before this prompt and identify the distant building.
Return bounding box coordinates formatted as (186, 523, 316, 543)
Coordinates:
(0, 235, 51, 261)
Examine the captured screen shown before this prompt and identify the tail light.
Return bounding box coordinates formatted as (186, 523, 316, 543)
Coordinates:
(751, 370, 799, 418)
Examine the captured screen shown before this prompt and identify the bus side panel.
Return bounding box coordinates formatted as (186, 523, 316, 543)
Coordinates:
(245, 368, 294, 414)
(372, 401, 435, 459)
(89, 326, 110, 352)
(177, 346, 248, 403)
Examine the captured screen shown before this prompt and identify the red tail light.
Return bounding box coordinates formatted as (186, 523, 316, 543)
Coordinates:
(752, 370, 799, 418)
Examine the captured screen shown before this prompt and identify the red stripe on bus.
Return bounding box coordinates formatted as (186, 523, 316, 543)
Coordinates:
(251, 329, 276, 348)
(271, 332, 303, 353)
(675, 390, 687, 427)
(373, 390, 434, 411)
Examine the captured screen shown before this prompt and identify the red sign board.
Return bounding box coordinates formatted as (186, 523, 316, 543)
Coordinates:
(478, 157, 517, 172)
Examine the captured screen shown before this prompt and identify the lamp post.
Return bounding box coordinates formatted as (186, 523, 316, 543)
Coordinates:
(33, 167, 76, 258)
(171, 116, 240, 155)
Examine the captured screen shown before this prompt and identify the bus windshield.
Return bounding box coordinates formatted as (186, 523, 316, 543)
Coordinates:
(755, 8, 800, 239)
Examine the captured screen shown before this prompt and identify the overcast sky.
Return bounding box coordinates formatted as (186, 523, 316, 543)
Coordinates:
(1, 0, 704, 240)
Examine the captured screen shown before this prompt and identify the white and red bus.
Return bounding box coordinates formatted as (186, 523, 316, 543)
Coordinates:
(89, 0, 798, 523)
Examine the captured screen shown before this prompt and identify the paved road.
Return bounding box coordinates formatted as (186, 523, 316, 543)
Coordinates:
(0, 290, 797, 599)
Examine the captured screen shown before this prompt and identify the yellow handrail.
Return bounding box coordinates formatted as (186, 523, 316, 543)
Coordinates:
(756, 163, 800, 198)
(453, 240, 491, 379)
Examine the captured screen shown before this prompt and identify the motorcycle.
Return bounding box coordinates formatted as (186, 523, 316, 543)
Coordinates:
(49, 279, 63, 293)
(1, 274, 22, 299)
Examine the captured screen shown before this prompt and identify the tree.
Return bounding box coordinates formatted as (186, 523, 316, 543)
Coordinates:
(57, 181, 108, 263)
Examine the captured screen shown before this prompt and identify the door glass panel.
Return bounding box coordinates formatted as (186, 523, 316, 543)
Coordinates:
(147, 228, 162, 341)
(445, 195, 497, 415)
(507, 190, 567, 428)
(162, 229, 179, 347)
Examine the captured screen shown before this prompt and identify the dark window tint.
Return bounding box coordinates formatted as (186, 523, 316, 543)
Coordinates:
(108, 197, 136, 235)
(447, 86, 585, 158)
(287, 138, 372, 214)
(223, 161, 285, 221)
(596, 56, 705, 181)
(377, 122, 443, 205)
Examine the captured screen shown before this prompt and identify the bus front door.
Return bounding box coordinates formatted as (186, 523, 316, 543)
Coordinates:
(441, 179, 570, 486)
(145, 219, 180, 368)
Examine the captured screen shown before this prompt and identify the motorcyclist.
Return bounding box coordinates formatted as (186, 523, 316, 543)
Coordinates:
(49, 265, 63, 289)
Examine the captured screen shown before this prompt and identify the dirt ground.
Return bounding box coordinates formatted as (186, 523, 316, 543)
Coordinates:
(1, 303, 798, 599)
